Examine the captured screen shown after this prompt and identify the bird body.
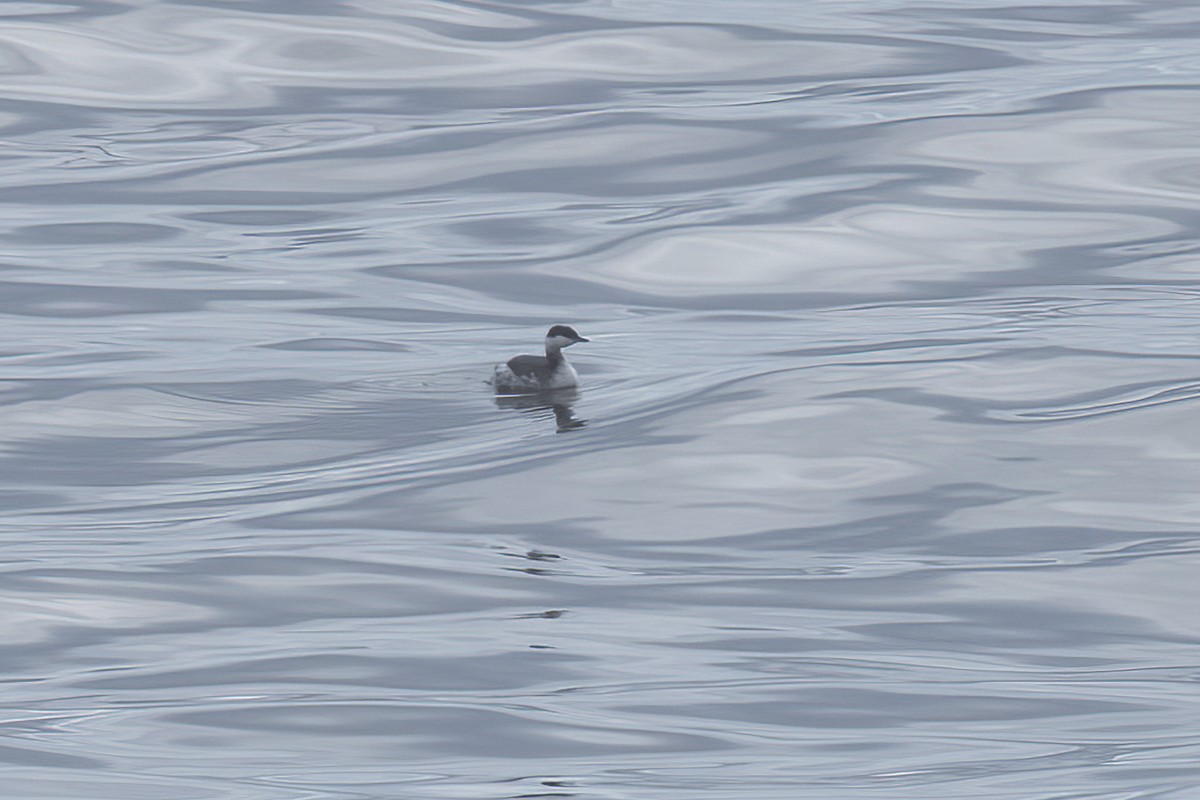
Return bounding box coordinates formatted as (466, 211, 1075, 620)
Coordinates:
(492, 325, 589, 394)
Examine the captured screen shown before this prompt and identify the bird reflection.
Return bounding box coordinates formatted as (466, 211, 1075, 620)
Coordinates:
(494, 387, 587, 432)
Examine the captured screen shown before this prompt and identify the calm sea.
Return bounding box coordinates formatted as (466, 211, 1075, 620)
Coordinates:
(3, 1, 1200, 798)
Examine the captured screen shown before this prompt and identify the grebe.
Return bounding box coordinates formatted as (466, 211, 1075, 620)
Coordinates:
(492, 325, 589, 393)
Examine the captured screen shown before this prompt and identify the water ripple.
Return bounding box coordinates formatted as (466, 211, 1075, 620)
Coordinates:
(4, 1, 1200, 799)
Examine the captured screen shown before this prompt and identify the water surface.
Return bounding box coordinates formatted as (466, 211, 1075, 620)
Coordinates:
(3, 1, 1200, 798)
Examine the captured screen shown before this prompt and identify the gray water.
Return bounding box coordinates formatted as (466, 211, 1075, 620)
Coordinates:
(3, 1, 1200, 798)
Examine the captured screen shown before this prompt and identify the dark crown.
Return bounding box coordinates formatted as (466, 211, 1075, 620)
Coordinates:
(547, 325, 580, 339)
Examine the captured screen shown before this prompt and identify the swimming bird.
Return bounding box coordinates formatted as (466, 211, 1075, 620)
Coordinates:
(492, 325, 589, 393)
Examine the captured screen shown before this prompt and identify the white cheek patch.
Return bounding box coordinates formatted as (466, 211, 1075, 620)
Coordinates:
(546, 335, 575, 348)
